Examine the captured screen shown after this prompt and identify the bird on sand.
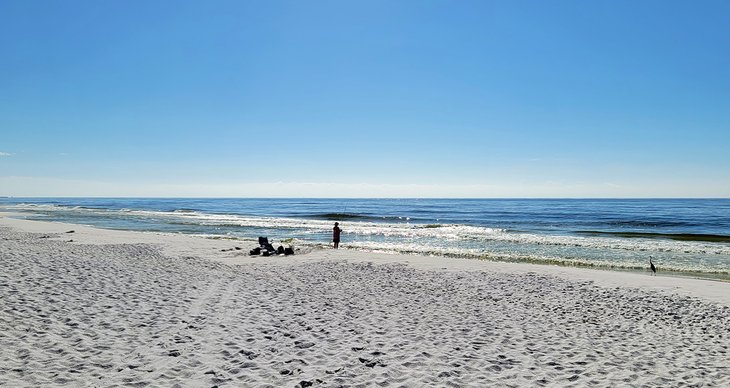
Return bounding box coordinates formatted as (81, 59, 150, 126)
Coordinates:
(649, 257, 657, 275)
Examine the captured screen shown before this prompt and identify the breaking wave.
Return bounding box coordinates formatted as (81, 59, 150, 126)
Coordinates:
(3, 200, 730, 277)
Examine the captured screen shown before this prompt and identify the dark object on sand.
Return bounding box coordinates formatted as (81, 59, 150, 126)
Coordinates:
(66, 230, 75, 233)
(252, 237, 274, 256)
(251, 236, 294, 256)
(650, 257, 657, 275)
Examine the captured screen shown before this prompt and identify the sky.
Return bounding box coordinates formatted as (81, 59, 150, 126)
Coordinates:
(1, 0, 729, 198)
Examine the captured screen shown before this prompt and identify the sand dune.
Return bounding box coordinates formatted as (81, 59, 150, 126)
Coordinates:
(1, 217, 729, 387)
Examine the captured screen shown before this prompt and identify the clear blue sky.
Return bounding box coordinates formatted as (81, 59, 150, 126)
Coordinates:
(1, 0, 729, 197)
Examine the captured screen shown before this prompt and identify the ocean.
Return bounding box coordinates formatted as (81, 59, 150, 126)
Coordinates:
(2, 198, 729, 279)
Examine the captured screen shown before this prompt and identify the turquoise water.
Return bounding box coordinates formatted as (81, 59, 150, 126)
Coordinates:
(2, 198, 729, 278)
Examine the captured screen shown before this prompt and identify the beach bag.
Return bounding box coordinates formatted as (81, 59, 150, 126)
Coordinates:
(277, 245, 285, 254)
(249, 247, 261, 255)
(284, 247, 294, 255)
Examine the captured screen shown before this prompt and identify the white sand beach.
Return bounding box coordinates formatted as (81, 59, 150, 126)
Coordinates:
(1, 215, 729, 387)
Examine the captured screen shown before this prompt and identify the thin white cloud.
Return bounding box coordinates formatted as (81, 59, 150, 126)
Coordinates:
(0, 152, 12, 157)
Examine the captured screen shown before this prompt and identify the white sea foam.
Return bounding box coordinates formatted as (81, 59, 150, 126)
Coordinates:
(5, 203, 730, 261)
(116, 208, 730, 256)
(342, 240, 728, 273)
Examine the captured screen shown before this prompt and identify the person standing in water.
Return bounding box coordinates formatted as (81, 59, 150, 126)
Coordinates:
(332, 222, 342, 249)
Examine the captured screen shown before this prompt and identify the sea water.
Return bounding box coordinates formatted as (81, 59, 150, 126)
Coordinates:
(2, 198, 729, 279)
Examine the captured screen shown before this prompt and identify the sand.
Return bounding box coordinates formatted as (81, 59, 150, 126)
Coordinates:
(1, 215, 729, 387)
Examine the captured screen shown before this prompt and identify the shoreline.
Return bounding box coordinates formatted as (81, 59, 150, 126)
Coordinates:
(4, 199, 729, 277)
(2, 215, 730, 386)
(2, 214, 730, 305)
